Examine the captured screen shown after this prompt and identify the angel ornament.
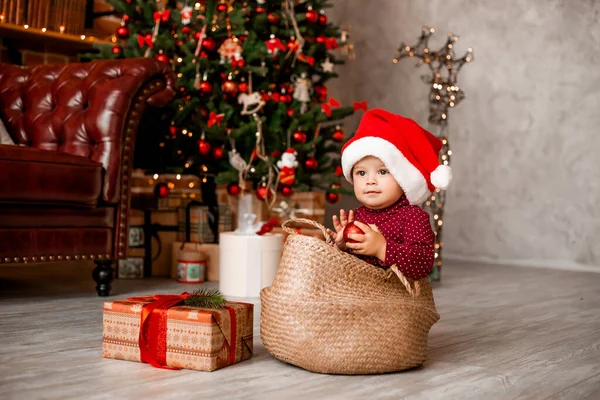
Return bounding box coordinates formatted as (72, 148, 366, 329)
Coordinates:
(229, 149, 247, 172)
(291, 72, 313, 113)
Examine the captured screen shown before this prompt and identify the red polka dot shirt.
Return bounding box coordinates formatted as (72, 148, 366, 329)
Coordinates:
(353, 194, 435, 280)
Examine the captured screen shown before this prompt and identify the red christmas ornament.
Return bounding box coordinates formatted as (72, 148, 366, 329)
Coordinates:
(292, 130, 307, 144)
(169, 126, 178, 137)
(212, 147, 224, 159)
(226, 182, 242, 196)
(343, 221, 364, 242)
(332, 128, 345, 142)
(256, 185, 272, 201)
(334, 165, 344, 176)
(176, 40, 184, 46)
(305, 157, 318, 170)
(287, 108, 294, 117)
(268, 12, 280, 24)
(314, 85, 327, 101)
(116, 26, 130, 39)
(316, 35, 327, 44)
(182, 27, 191, 34)
(122, 15, 130, 22)
(202, 37, 217, 51)
(256, 7, 265, 13)
(198, 139, 211, 156)
(271, 149, 281, 158)
(217, 2, 227, 12)
(326, 191, 340, 204)
(271, 92, 280, 102)
(222, 79, 238, 96)
(155, 53, 169, 63)
(199, 81, 213, 94)
(305, 9, 319, 23)
(220, 72, 228, 80)
(238, 82, 249, 93)
(281, 186, 293, 197)
(194, 31, 203, 41)
(318, 13, 328, 25)
(287, 40, 299, 53)
(111, 46, 121, 54)
(154, 182, 170, 198)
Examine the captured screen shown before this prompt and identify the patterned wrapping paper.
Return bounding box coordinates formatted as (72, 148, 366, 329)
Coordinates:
(102, 300, 253, 371)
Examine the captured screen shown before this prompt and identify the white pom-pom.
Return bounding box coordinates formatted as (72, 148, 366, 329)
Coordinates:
(430, 165, 452, 190)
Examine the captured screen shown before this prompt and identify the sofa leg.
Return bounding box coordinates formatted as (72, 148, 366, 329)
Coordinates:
(92, 260, 114, 297)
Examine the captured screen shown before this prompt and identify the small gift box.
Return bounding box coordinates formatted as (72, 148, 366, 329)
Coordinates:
(102, 294, 253, 372)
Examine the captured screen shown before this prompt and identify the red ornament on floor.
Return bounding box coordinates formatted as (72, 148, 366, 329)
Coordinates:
(305, 157, 318, 170)
(343, 221, 364, 243)
(198, 140, 211, 156)
(227, 182, 241, 196)
(281, 186, 293, 197)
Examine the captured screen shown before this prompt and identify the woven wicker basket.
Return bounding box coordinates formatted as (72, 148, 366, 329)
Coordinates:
(260, 218, 440, 375)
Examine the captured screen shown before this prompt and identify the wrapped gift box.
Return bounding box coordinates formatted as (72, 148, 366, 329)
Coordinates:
(172, 242, 220, 281)
(130, 169, 202, 210)
(219, 232, 283, 298)
(102, 299, 253, 372)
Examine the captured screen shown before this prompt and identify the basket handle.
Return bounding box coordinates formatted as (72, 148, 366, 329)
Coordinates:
(281, 218, 333, 245)
(385, 265, 422, 298)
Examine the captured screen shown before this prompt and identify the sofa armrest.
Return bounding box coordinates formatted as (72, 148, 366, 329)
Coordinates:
(0, 58, 176, 204)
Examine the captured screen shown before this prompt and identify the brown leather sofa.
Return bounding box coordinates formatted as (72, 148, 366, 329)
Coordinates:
(0, 58, 176, 296)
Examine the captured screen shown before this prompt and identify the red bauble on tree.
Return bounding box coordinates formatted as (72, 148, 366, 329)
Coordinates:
(305, 9, 319, 23)
(198, 139, 211, 156)
(116, 26, 130, 39)
(182, 26, 190, 34)
(112, 46, 121, 54)
(217, 2, 227, 12)
(155, 53, 169, 63)
(238, 82, 248, 93)
(326, 183, 342, 204)
(305, 157, 318, 170)
(335, 165, 344, 176)
(169, 126, 178, 137)
(268, 12, 280, 24)
(199, 80, 213, 94)
(292, 130, 307, 144)
(154, 182, 170, 198)
(222, 79, 238, 96)
(318, 13, 328, 25)
(227, 182, 241, 196)
(212, 147, 224, 160)
(201, 37, 217, 51)
(256, 185, 272, 201)
(281, 186, 293, 197)
(332, 127, 345, 142)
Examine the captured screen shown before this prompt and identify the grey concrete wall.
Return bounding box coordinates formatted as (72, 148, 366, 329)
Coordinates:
(326, 0, 600, 269)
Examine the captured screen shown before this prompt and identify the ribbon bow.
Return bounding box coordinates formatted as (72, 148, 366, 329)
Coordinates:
(325, 37, 338, 50)
(153, 9, 171, 23)
(265, 37, 286, 54)
(353, 100, 368, 112)
(321, 97, 341, 117)
(297, 53, 315, 66)
(137, 34, 154, 48)
(207, 112, 225, 127)
(127, 293, 191, 370)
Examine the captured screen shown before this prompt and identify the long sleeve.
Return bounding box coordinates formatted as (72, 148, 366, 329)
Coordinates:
(379, 207, 435, 280)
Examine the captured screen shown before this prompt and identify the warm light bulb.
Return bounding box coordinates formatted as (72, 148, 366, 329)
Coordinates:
(153, 174, 159, 179)
(168, 182, 175, 189)
(81, 35, 86, 40)
(176, 174, 181, 180)
(59, 26, 65, 33)
(41, 28, 47, 32)
(24, 24, 29, 29)
(189, 182, 195, 188)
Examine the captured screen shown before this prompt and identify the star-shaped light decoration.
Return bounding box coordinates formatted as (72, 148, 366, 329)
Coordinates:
(321, 57, 334, 73)
(393, 26, 473, 126)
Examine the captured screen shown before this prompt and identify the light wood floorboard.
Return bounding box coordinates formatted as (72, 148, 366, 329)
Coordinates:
(0, 260, 599, 399)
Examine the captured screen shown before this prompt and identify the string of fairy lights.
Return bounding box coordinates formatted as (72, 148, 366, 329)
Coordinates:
(394, 26, 473, 280)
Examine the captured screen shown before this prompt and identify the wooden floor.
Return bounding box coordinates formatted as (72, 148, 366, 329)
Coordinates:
(1, 261, 599, 400)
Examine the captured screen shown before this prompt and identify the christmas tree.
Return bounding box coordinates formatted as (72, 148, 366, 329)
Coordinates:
(90, 0, 364, 204)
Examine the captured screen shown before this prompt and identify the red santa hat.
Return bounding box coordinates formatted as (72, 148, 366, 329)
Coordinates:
(341, 109, 451, 205)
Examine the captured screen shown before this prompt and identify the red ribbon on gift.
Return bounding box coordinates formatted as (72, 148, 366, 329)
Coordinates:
(137, 34, 154, 48)
(353, 100, 368, 112)
(321, 97, 341, 117)
(153, 9, 171, 23)
(207, 111, 225, 127)
(127, 293, 238, 369)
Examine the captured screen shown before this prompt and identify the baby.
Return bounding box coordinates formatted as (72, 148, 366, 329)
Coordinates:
(326, 109, 451, 280)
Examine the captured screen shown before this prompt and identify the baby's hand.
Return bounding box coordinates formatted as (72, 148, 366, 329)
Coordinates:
(345, 221, 387, 261)
(326, 209, 354, 251)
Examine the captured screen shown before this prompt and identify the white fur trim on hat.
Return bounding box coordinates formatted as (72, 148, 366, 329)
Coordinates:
(341, 136, 431, 205)
(430, 165, 452, 190)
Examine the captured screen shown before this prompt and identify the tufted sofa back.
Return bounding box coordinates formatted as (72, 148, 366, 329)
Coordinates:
(0, 58, 175, 204)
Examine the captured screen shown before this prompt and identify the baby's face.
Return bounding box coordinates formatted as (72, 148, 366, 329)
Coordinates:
(352, 156, 403, 210)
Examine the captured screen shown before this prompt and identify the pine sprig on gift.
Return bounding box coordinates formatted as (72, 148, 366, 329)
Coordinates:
(184, 289, 226, 309)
